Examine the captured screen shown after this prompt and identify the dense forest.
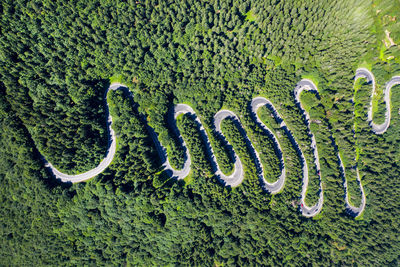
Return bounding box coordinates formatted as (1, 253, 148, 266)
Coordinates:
(1, 0, 400, 265)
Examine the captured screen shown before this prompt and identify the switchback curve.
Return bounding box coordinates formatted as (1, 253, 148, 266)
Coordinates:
(41, 68, 399, 217)
(250, 97, 286, 194)
(43, 81, 325, 217)
(338, 68, 400, 216)
(356, 68, 400, 134)
(293, 80, 324, 217)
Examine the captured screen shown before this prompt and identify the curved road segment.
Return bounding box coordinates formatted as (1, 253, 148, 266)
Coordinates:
(41, 82, 325, 217)
(338, 153, 366, 216)
(355, 68, 400, 135)
(41, 69, 398, 217)
(213, 110, 244, 187)
(162, 104, 192, 179)
(43, 83, 122, 183)
(343, 68, 400, 216)
(166, 105, 245, 187)
(294, 79, 324, 217)
(250, 97, 286, 194)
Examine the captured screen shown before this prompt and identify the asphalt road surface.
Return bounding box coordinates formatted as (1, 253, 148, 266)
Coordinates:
(294, 79, 324, 217)
(42, 69, 399, 216)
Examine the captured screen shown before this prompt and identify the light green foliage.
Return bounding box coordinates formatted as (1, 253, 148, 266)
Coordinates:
(109, 74, 124, 84)
(300, 91, 318, 112)
(245, 10, 257, 22)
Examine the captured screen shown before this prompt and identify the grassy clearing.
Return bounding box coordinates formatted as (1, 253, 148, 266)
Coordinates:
(358, 61, 373, 70)
(109, 74, 123, 84)
(266, 55, 282, 66)
(183, 169, 194, 185)
(371, 87, 386, 125)
(374, 0, 400, 43)
(368, 0, 400, 64)
(245, 10, 257, 22)
(302, 73, 322, 88)
(300, 91, 318, 113)
(176, 113, 184, 121)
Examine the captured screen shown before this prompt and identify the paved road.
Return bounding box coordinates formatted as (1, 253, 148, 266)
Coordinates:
(42, 82, 325, 217)
(43, 72, 400, 216)
(45, 87, 195, 182)
(338, 153, 366, 216)
(43, 83, 122, 183)
(355, 68, 400, 134)
(294, 79, 324, 217)
(341, 68, 400, 216)
(162, 104, 192, 179)
(333, 70, 370, 216)
(167, 105, 245, 186)
(213, 110, 245, 187)
(250, 97, 286, 194)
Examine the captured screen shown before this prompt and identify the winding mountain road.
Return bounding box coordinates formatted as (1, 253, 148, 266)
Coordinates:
(356, 68, 400, 134)
(162, 104, 192, 179)
(213, 110, 244, 187)
(165, 105, 244, 186)
(43, 83, 121, 183)
(250, 97, 286, 194)
(340, 68, 400, 216)
(43, 81, 324, 217)
(41, 68, 399, 217)
(338, 153, 366, 216)
(294, 80, 324, 217)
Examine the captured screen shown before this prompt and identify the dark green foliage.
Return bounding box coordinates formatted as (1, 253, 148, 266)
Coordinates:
(1, 0, 400, 266)
(0, 86, 70, 265)
(252, 107, 281, 183)
(107, 89, 159, 186)
(210, 132, 235, 175)
(177, 113, 213, 177)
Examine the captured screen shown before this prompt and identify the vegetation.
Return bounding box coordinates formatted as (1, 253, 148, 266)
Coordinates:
(1, 0, 400, 265)
(107, 88, 159, 186)
(254, 107, 282, 183)
(177, 113, 213, 177)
